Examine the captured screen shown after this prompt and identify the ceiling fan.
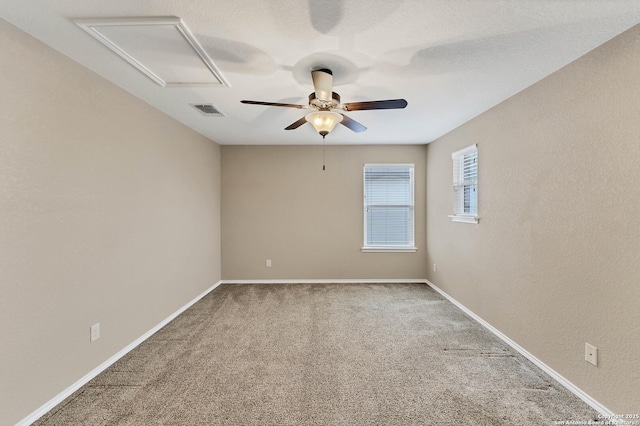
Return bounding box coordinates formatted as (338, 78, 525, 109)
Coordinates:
(241, 68, 407, 139)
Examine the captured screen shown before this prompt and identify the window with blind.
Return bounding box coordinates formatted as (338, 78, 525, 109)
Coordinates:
(450, 144, 478, 223)
(362, 164, 416, 252)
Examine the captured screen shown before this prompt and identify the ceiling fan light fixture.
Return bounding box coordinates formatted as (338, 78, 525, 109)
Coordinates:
(305, 111, 343, 137)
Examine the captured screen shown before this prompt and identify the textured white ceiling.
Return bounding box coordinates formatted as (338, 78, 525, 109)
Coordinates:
(2, 0, 640, 145)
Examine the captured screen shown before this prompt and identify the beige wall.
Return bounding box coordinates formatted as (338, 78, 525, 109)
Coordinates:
(0, 20, 221, 424)
(426, 24, 640, 412)
(222, 145, 427, 280)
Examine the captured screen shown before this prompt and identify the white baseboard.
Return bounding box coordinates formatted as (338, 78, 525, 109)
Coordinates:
(425, 279, 615, 418)
(18, 280, 222, 426)
(221, 279, 428, 284)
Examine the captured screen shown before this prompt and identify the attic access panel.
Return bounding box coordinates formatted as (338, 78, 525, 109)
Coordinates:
(75, 17, 228, 88)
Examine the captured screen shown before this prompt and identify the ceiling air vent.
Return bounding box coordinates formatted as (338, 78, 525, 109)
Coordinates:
(191, 104, 225, 117)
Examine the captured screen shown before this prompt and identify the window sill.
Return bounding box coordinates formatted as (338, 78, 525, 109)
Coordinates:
(448, 215, 479, 224)
(361, 246, 418, 253)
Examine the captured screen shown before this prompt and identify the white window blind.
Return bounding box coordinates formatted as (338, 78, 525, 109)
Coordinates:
(363, 164, 416, 251)
(451, 144, 478, 223)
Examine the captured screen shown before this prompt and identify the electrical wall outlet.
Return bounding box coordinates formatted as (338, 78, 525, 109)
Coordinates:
(90, 323, 100, 342)
(585, 343, 598, 366)
(433, 263, 437, 272)
(266, 259, 272, 268)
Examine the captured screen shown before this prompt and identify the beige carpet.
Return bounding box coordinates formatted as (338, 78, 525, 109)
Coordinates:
(35, 283, 599, 425)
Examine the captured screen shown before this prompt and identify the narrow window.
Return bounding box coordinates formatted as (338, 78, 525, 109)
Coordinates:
(451, 144, 478, 223)
(363, 164, 416, 252)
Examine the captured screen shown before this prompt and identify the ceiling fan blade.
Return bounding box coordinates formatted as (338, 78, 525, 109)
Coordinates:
(241, 100, 306, 109)
(311, 69, 333, 102)
(284, 116, 308, 130)
(342, 99, 408, 111)
(340, 114, 367, 133)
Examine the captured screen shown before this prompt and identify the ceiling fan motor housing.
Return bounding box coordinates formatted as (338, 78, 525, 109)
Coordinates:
(309, 92, 341, 110)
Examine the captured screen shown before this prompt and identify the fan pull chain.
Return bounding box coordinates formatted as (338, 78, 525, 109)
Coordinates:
(322, 135, 326, 171)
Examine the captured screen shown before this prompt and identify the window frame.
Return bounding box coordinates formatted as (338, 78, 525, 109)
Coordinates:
(449, 144, 479, 224)
(362, 163, 417, 253)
